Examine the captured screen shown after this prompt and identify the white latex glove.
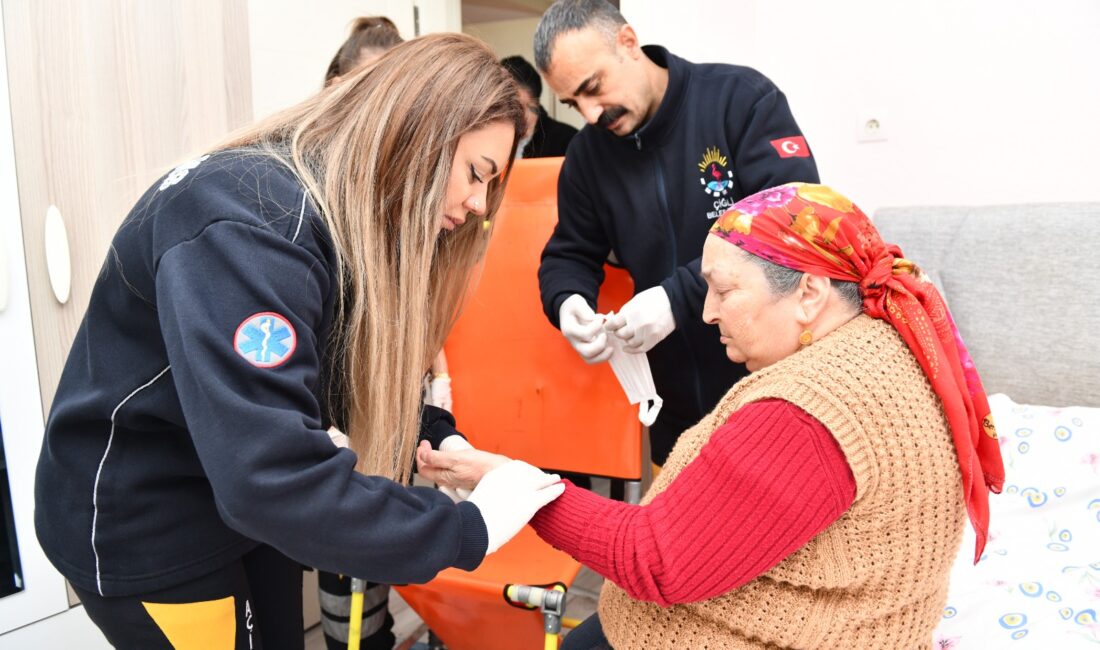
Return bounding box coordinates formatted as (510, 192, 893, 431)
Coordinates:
(428, 375, 452, 412)
(558, 294, 612, 364)
(603, 286, 676, 353)
(467, 460, 564, 554)
(437, 435, 473, 502)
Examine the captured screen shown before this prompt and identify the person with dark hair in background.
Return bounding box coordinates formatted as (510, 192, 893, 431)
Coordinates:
(501, 55, 578, 158)
(324, 16, 404, 85)
(533, 0, 820, 468)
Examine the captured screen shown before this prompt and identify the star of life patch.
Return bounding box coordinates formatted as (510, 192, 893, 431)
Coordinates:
(234, 312, 297, 368)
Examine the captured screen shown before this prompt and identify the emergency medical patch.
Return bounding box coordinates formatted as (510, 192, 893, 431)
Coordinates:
(769, 136, 810, 159)
(234, 312, 297, 368)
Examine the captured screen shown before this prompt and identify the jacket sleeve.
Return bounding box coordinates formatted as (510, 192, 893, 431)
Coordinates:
(537, 151, 610, 328)
(420, 405, 463, 449)
(155, 220, 487, 584)
(659, 257, 707, 332)
(731, 85, 820, 196)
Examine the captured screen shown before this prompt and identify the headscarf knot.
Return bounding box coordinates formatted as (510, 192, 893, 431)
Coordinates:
(859, 246, 912, 315)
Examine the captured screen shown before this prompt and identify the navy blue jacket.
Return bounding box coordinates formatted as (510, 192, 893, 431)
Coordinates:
(35, 150, 487, 597)
(538, 46, 819, 460)
(523, 107, 578, 158)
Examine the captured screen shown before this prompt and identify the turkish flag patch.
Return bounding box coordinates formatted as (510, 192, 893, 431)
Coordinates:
(770, 136, 811, 158)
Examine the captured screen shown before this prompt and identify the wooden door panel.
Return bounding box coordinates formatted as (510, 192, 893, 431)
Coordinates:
(3, 0, 252, 414)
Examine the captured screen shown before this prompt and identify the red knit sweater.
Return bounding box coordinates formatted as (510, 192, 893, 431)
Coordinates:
(530, 399, 856, 606)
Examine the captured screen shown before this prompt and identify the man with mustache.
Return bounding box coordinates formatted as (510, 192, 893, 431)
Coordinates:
(535, 0, 820, 466)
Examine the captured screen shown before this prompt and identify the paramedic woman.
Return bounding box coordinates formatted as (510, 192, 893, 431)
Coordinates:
(33, 33, 563, 650)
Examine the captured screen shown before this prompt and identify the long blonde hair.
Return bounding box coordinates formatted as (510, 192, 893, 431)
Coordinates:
(220, 33, 525, 480)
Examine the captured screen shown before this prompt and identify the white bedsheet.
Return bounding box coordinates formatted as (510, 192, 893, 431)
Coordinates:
(934, 394, 1100, 648)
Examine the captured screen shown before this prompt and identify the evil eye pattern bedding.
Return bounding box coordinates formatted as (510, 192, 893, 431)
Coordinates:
(934, 394, 1100, 648)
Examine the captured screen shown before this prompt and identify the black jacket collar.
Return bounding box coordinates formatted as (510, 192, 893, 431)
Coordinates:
(625, 45, 688, 150)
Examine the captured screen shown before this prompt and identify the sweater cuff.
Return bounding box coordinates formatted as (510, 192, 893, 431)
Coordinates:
(453, 501, 488, 571)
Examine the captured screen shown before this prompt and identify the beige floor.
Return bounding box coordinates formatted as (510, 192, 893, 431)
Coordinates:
(305, 479, 612, 649)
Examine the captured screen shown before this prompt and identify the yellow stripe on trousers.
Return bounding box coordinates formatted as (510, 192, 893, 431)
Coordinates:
(142, 596, 237, 650)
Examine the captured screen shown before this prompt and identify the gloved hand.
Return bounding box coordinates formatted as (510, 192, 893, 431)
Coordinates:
(428, 374, 452, 412)
(467, 460, 564, 554)
(437, 435, 473, 502)
(558, 294, 612, 363)
(603, 286, 676, 353)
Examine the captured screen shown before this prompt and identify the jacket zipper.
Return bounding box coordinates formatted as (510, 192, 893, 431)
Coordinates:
(639, 133, 708, 416)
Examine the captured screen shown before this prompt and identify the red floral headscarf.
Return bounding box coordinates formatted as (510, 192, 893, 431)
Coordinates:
(710, 183, 1004, 563)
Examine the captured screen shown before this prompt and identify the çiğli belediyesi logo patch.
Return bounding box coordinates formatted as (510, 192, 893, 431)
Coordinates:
(698, 146, 733, 197)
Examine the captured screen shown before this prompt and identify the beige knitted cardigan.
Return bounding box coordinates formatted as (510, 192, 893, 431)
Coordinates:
(598, 315, 966, 649)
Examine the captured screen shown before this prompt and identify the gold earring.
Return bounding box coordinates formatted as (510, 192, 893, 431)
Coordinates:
(798, 329, 813, 346)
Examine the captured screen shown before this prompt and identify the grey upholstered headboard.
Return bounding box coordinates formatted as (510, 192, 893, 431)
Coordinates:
(874, 203, 1099, 408)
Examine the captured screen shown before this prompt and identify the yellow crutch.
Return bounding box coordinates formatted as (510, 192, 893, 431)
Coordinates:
(347, 577, 367, 650)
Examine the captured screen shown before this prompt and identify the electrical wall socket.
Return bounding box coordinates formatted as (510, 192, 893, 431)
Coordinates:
(857, 114, 888, 143)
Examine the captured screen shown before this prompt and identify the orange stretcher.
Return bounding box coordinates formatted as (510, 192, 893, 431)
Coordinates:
(394, 157, 642, 650)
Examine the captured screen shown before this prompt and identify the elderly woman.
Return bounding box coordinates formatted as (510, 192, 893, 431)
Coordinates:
(417, 183, 1004, 649)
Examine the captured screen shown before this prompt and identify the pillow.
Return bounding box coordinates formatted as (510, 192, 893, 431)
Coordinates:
(934, 394, 1100, 648)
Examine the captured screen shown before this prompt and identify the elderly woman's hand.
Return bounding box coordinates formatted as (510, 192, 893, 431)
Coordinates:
(416, 440, 509, 491)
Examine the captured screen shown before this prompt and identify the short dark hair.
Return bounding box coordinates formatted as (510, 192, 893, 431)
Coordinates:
(501, 55, 542, 98)
(533, 0, 626, 71)
(324, 16, 404, 83)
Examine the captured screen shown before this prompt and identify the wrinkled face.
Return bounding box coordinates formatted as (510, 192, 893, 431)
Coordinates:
(441, 121, 514, 232)
(700, 237, 802, 371)
(515, 85, 540, 140)
(543, 27, 653, 136)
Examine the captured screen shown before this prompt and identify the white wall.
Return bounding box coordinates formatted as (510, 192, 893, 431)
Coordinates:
(622, 0, 1100, 213)
(464, 18, 540, 65)
(248, 0, 462, 121)
(464, 17, 585, 129)
(417, 0, 462, 36)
